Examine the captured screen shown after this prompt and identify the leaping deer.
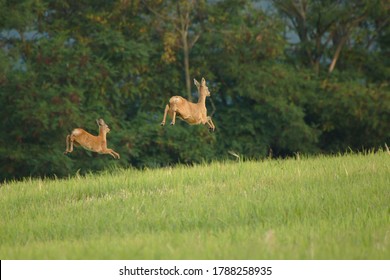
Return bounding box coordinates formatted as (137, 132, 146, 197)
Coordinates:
(64, 118, 120, 159)
(161, 77, 215, 131)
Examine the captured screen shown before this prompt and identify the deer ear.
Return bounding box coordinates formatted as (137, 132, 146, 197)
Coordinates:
(194, 79, 200, 88)
(201, 77, 206, 85)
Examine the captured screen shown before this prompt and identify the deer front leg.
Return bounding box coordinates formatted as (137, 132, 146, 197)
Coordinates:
(105, 149, 120, 159)
(111, 149, 120, 159)
(161, 104, 169, 126)
(206, 116, 216, 132)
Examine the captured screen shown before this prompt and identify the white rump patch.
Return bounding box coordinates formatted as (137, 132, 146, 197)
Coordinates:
(72, 128, 83, 136)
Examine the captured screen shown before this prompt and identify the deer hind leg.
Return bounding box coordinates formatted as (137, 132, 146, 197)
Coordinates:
(170, 110, 177, 125)
(64, 135, 74, 154)
(67, 134, 76, 153)
(64, 135, 70, 154)
(161, 104, 170, 126)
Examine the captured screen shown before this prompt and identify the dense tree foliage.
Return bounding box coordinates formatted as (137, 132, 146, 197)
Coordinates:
(1, 0, 389, 181)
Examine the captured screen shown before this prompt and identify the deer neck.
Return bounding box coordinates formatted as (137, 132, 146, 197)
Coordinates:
(197, 90, 207, 105)
(98, 127, 108, 141)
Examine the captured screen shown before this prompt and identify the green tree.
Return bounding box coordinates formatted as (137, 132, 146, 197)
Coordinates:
(195, 0, 320, 157)
(0, 0, 389, 181)
(0, 0, 151, 180)
(272, 0, 383, 74)
(143, 0, 207, 101)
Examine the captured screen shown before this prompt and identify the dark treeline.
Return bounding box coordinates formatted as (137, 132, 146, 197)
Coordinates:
(0, 0, 389, 181)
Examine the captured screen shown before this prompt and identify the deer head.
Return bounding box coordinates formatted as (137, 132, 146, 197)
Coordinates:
(96, 118, 110, 133)
(194, 77, 210, 97)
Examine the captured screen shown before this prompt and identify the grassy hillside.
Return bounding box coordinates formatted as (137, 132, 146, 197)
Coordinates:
(1, 152, 389, 259)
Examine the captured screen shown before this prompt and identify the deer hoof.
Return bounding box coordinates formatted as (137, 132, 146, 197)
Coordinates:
(170, 122, 175, 126)
(160, 122, 165, 126)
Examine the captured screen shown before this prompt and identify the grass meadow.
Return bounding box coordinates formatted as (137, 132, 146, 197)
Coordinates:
(0, 152, 389, 259)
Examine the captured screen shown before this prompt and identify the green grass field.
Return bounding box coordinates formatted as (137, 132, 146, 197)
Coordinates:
(1, 152, 389, 259)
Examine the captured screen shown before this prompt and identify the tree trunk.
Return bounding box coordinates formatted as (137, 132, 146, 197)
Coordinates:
(182, 30, 192, 101)
(328, 35, 348, 73)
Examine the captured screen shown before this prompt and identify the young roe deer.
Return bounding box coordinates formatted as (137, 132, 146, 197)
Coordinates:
(64, 118, 120, 159)
(161, 77, 215, 131)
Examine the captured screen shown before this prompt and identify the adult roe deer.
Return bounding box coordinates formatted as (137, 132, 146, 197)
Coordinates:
(161, 77, 215, 131)
(64, 118, 120, 159)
